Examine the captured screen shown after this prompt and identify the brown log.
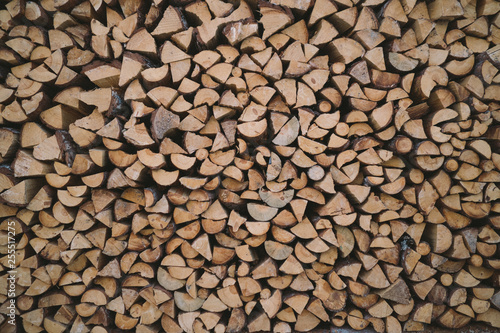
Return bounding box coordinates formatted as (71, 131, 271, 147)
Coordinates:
(2, 1, 500, 332)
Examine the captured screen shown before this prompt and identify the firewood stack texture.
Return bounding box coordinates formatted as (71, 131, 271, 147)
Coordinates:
(1, 0, 500, 331)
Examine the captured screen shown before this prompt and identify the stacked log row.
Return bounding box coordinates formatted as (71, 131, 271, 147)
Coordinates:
(0, 0, 500, 332)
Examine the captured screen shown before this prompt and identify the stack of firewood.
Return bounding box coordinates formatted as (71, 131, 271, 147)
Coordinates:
(0, 0, 500, 331)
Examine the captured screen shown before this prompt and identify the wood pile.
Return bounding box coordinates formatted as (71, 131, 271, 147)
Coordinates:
(1, 0, 500, 331)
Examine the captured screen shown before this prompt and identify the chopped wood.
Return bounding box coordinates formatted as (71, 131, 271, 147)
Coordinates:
(1, 0, 500, 332)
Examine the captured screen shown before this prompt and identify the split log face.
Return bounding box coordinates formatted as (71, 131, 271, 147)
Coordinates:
(1, 0, 500, 332)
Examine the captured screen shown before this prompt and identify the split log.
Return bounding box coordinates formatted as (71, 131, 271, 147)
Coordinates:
(1, 0, 500, 332)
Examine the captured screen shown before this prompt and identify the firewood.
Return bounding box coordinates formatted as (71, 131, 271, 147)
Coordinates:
(2, 0, 500, 332)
